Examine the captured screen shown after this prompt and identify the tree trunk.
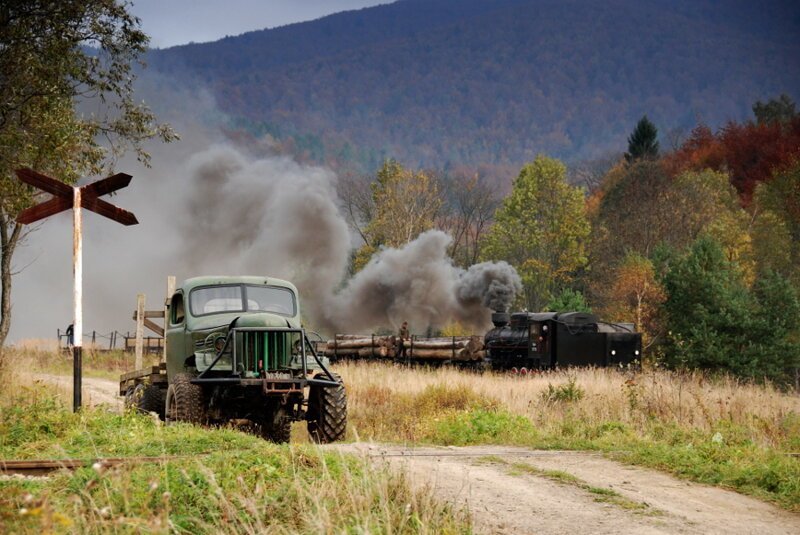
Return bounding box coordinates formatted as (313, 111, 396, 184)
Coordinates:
(0, 211, 22, 350)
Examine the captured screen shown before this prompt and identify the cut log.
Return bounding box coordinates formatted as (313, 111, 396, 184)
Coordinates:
(326, 338, 377, 349)
(335, 334, 374, 340)
(324, 346, 390, 358)
(357, 346, 389, 358)
(404, 340, 468, 349)
(406, 348, 470, 359)
(326, 336, 394, 349)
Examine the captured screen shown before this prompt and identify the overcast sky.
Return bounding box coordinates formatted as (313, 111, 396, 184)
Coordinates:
(129, 0, 392, 48)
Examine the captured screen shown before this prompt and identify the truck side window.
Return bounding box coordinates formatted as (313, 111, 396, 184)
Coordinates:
(171, 293, 185, 324)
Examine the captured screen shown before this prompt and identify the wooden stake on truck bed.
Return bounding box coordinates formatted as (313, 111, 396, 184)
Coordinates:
(164, 276, 175, 363)
(135, 294, 145, 370)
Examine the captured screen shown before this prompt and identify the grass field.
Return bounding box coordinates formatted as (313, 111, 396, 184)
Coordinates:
(1, 346, 798, 533)
(0, 358, 468, 534)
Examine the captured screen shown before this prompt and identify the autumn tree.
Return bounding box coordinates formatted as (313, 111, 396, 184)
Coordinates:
(596, 253, 665, 348)
(0, 1, 176, 347)
(588, 163, 752, 314)
(624, 116, 659, 163)
(367, 160, 442, 247)
(437, 172, 498, 267)
(345, 160, 442, 271)
(664, 107, 800, 204)
(753, 94, 797, 126)
(751, 161, 800, 286)
(482, 156, 589, 311)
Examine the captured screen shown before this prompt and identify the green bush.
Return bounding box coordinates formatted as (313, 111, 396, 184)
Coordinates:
(540, 377, 586, 404)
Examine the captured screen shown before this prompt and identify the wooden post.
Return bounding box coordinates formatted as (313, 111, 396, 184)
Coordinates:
(72, 187, 83, 412)
(13, 168, 137, 411)
(135, 293, 145, 370)
(163, 275, 175, 363)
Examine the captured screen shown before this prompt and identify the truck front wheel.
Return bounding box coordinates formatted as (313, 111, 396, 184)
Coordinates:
(260, 407, 292, 444)
(165, 373, 206, 424)
(307, 372, 347, 443)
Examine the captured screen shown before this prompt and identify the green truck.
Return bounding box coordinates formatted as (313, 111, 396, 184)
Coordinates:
(120, 276, 346, 443)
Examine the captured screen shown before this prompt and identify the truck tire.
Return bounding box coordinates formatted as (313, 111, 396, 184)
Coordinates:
(135, 384, 166, 420)
(165, 373, 206, 424)
(261, 409, 292, 444)
(307, 372, 347, 443)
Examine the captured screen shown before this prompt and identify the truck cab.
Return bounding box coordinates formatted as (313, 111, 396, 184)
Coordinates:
(165, 276, 305, 381)
(122, 275, 346, 444)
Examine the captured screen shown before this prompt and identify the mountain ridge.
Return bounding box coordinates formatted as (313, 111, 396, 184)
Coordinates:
(146, 0, 800, 172)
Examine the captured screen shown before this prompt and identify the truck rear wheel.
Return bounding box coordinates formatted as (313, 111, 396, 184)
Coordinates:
(130, 384, 166, 420)
(307, 372, 347, 443)
(165, 373, 206, 424)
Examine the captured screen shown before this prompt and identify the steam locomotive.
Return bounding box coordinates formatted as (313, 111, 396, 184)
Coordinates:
(484, 311, 642, 371)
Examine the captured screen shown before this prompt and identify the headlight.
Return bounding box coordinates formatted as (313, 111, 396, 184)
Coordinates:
(634, 350, 640, 356)
(214, 336, 226, 352)
(611, 350, 616, 356)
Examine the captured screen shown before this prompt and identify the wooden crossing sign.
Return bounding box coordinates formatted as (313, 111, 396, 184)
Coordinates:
(15, 168, 138, 411)
(17, 168, 138, 225)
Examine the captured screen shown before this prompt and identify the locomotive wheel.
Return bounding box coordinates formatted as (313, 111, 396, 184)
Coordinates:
(307, 372, 347, 443)
(165, 373, 206, 424)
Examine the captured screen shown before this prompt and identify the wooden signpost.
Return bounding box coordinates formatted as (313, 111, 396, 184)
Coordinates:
(16, 168, 138, 412)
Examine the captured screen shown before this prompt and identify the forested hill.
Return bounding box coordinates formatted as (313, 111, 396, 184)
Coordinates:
(148, 0, 800, 171)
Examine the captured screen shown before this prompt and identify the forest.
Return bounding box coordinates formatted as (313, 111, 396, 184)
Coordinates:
(148, 0, 800, 177)
(340, 99, 800, 385)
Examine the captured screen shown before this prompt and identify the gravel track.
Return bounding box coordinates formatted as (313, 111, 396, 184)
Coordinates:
(336, 444, 800, 535)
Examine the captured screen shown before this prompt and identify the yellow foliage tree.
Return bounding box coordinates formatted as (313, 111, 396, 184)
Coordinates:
(597, 253, 665, 348)
(366, 160, 443, 248)
(481, 156, 590, 310)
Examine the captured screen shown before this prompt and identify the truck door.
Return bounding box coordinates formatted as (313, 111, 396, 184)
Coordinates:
(165, 291, 187, 378)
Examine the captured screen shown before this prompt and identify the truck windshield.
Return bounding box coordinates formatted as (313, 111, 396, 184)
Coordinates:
(190, 285, 296, 317)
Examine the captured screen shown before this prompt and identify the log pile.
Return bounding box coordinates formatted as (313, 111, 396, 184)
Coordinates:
(403, 336, 485, 361)
(323, 335, 397, 358)
(323, 334, 485, 362)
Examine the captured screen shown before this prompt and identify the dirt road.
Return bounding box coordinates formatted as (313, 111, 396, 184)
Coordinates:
(27, 374, 799, 534)
(337, 444, 800, 535)
(29, 373, 121, 409)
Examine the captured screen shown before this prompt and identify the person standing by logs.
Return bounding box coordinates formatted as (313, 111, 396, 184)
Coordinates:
(398, 321, 410, 359)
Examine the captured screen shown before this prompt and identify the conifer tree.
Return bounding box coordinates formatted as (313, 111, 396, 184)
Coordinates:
(625, 116, 660, 162)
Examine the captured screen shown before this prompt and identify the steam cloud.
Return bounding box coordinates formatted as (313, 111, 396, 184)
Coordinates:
(10, 87, 521, 341)
(178, 146, 350, 304)
(318, 231, 521, 332)
(178, 146, 521, 334)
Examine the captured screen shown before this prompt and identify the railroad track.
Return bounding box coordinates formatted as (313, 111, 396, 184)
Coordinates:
(0, 456, 186, 476)
(5, 449, 797, 477)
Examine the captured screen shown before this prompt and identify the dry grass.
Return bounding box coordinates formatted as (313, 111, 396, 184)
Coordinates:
(1, 344, 157, 381)
(338, 362, 799, 448)
(336, 361, 800, 510)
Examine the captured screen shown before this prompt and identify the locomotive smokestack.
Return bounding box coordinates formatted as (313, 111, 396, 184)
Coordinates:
(491, 311, 510, 328)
